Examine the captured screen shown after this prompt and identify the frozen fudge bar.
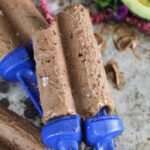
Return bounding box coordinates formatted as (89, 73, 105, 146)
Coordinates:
(57, 4, 115, 119)
(0, 15, 21, 61)
(0, 105, 50, 150)
(0, 0, 48, 44)
(32, 22, 77, 124)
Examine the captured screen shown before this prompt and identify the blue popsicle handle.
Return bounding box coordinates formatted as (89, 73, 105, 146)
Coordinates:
(41, 115, 82, 150)
(0, 45, 43, 116)
(57, 140, 79, 150)
(96, 139, 114, 150)
(84, 109, 124, 150)
(16, 68, 43, 116)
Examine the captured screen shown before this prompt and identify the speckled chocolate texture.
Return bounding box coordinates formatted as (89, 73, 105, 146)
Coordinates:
(32, 23, 77, 124)
(0, 105, 50, 150)
(57, 4, 115, 119)
(0, 0, 48, 44)
(0, 15, 21, 61)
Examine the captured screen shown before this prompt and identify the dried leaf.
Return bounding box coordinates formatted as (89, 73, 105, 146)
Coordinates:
(94, 33, 106, 56)
(114, 34, 141, 59)
(105, 59, 125, 90)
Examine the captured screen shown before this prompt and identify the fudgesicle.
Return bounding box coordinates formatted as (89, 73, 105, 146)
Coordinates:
(0, 15, 21, 61)
(0, 105, 50, 150)
(57, 4, 115, 119)
(0, 0, 48, 44)
(32, 23, 77, 124)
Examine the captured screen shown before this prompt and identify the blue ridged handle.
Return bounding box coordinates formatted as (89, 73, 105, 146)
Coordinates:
(57, 140, 79, 150)
(84, 109, 124, 150)
(41, 115, 82, 150)
(96, 139, 114, 150)
(16, 68, 43, 116)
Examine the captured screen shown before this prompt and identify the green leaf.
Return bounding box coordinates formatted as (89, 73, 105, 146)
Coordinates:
(114, 107, 120, 117)
(94, 0, 112, 9)
(93, 0, 120, 11)
(112, 0, 119, 10)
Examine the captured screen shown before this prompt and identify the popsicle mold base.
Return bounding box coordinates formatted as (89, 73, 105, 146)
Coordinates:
(41, 115, 82, 150)
(84, 109, 124, 150)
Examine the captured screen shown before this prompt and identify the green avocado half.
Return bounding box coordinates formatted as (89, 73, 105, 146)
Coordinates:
(122, 0, 150, 20)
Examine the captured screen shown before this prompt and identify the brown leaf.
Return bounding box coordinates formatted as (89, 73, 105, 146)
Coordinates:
(105, 59, 125, 90)
(94, 33, 106, 56)
(114, 34, 141, 59)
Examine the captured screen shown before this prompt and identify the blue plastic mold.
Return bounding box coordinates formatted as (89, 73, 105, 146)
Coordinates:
(42, 115, 82, 150)
(84, 109, 124, 150)
(0, 46, 42, 115)
(17, 68, 43, 116)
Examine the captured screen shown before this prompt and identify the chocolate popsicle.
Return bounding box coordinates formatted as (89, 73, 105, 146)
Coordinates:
(0, 105, 50, 150)
(0, 0, 48, 44)
(57, 4, 115, 119)
(32, 22, 77, 124)
(0, 14, 21, 61)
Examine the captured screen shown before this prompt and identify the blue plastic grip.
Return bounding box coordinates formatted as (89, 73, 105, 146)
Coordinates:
(16, 68, 43, 116)
(41, 115, 82, 150)
(0, 46, 34, 81)
(57, 140, 79, 150)
(96, 139, 114, 150)
(0, 45, 43, 116)
(84, 109, 124, 150)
